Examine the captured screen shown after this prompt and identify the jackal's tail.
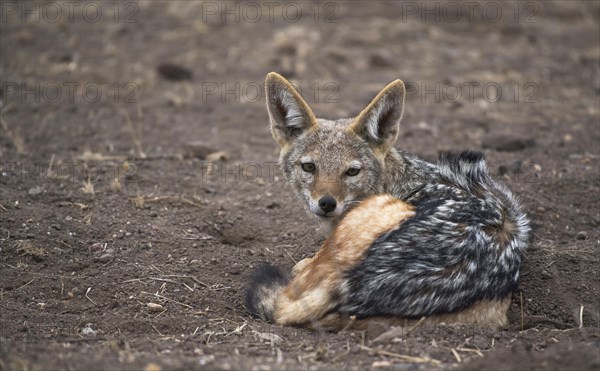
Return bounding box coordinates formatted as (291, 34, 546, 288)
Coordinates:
(437, 150, 531, 255)
(245, 263, 289, 322)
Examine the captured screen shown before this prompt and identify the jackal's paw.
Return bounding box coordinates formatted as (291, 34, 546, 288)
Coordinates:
(292, 258, 312, 276)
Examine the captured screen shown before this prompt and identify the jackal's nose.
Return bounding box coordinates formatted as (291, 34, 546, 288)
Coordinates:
(318, 196, 337, 213)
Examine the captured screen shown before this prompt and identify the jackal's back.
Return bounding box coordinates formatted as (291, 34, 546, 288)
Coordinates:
(342, 151, 531, 319)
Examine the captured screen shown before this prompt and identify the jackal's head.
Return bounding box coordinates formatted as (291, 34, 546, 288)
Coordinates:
(265, 72, 406, 230)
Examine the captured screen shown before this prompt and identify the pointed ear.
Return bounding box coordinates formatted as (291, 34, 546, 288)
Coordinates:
(348, 80, 405, 152)
(265, 72, 317, 147)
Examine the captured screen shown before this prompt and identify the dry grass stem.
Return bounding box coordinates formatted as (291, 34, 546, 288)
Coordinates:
(81, 178, 95, 195)
(450, 348, 462, 363)
(140, 291, 193, 309)
(123, 108, 146, 159)
(0, 116, 25, 154)
(456, 348, 484, 357)
(15, 279, 36, 291)
(406, 316, 427, 335)
(85, 287, 98, 305)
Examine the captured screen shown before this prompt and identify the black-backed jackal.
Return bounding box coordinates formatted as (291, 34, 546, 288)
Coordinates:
(245, 73, 530, 330)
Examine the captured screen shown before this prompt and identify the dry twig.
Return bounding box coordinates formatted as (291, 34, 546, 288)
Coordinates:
(140, 291, 193, 309)
(85, 287, 97, 305)
(406, 316, 427, 335)
(450, 348, 462, 363)
(15, 278, 35, 291)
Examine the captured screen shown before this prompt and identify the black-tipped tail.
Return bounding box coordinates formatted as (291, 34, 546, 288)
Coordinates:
(437, 151, 490, 193)
(245, 263, 289, 322)
(438, 150, 531, 257)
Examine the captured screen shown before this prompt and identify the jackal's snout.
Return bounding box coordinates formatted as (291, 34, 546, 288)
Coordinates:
(318, 196, 337, 214)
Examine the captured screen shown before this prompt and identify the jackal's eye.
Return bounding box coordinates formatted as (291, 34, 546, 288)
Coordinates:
(346, 167, 361, 176)
(301, 163, 316, 173)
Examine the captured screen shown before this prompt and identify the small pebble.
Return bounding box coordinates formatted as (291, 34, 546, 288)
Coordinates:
(183, 141, 216, 159)
(576, 231, 587, 240)
(144, 363, 162, 371)
(90, 243, 104, 252)
(147, 303, 164, 312)
(541, 270, 552, 279)
(28, 186, 43, 195)
(157, 63, 192, 81)
(97, 254, 113, 263)
(206, 151, 228, 162)
(81, 324, 97, 337)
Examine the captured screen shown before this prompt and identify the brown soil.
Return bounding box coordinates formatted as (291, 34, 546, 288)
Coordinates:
(1, 1, 599, 370)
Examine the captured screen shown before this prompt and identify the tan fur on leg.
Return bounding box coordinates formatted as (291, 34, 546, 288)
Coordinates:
(274, 195, 414, 326)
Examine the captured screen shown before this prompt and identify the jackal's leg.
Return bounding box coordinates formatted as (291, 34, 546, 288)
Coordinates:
(276, 195, 415, 327)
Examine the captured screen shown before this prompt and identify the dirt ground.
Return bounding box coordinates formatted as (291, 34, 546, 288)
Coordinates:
(1, 1, 599, 370)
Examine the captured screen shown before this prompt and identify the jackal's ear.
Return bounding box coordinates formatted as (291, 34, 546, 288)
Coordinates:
(349, 80, 405, 152)
(265, 72, 317, 147)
